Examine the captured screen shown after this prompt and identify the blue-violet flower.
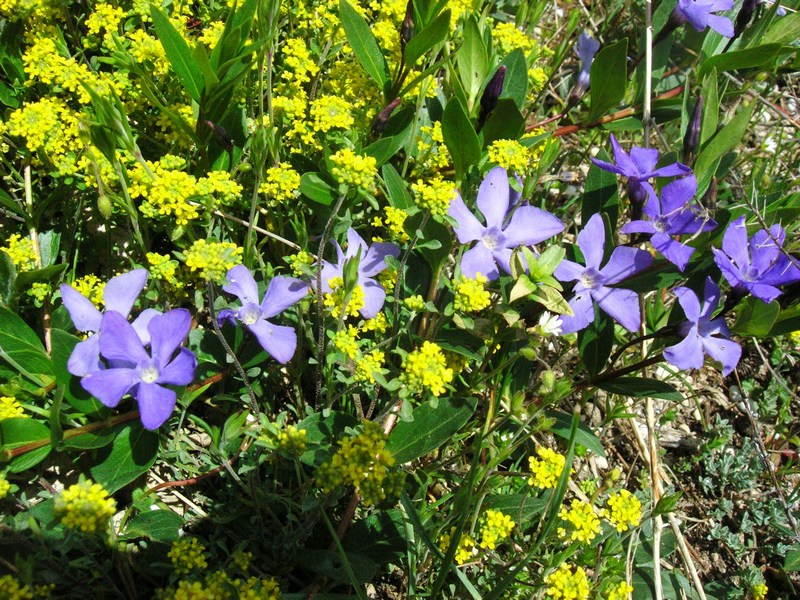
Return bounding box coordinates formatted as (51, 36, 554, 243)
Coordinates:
(672, 0, 735, 38)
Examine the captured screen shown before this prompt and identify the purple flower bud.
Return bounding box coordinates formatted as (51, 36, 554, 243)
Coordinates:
(372, 97, 402, 134)
(206, 120, 233, 151)
(735, 0, 757, 37)
(683, 95, 703, 161)
(478, 66, 506, 128)
(401, 0, 415, 51)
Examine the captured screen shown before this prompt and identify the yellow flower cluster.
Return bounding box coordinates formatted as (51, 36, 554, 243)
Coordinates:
(330, 148, 378, 191)
(54, 480, 116, 534)
(0, 575, 33, 600)
(401, 341, 454, 397)
(194, 171, 242, 206)
(528, 447, 567, 489)
(1, 234, 37, 271)
(311, 95, 354, 132)
(361, 312, 388, 334)
(158, 571, 280, 600)
(126, 30, 170, 75)
(603, 489, 642, 532)
(323, 276, 365, 318)
(404, 295, 426, 311)
(439, 527, 477, 565)
(478, 510, 515, 550)
(315, 421, 400, 506)
(528, 67, 549, 95)
(5, 97, 81, 174)
(372, 206, 410, 243)
(492, 21, 535, 55)
(752, 582, 768, 600)
(558, 499, 601, 544)
(607, 581, 634, 600)
(411, 177, 456, 218)
(332, 325, 360, 359)
(454, 274, 491, 312)
(0, 0, 48, 20)
(0, 472, 11, 499)
(288, 250, 315, 277)
(184, 240, 243, 283)
(281, 38, 319, 84)
(276, 425, 307, 455)
(259, 162, 301, 204)
(488, 139, 531, 174)
(354, 349, 386, 384)
(168, 538, 208, 576)
(27, 282, 51, 305)
(84, 3, 125, 48)
(70, 274, 105, 308)
(544, 563, 590, 600)
(415, 122, 450, 172)
(147, 252, 185, 293)
(197, 21, 226, 48)
(0, 396, 24, 420)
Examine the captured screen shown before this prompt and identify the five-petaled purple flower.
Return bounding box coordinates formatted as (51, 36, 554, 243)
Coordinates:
(621, 174, 717, 271)
(320, 228, 400, 319)
(575, 31, 600, 92)
(81, 310, 197, 430)
(592, 134, 692, 209)
(448, 167, 564, 280)
(712, 216, 800, 303)
(672, 0, 735, 38)
(61, 269, 159, 376)
(664, 277, 741, 376)
(554, 213, 653, 333)
(218, 265, 309, 363)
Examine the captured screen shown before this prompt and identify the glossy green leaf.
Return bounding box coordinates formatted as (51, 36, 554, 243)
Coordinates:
(388, 397, 477, 463)
(90, 423, 159, 494)
(299, 172, 335, 205)
(483, 494, 547, 524)
(480, 98, 524, 149)
(581, 148, 620, 227)
(15, 263, 67, 289)
(0, 417, 51, 472)
(597, 377, 684, 402)
(0, 306, 53, 386)
(695, 101, 755, 196)
(61, 429, 116, 450)
(699, 44, 783, 77)
(297, 410, 358, 466)
(382, 164, 413, 209)
(763, 11, 800, 45)
(0, 251, 15, 306)
(364, 134, 405, 166)
(456, 16, 488, 108)
(578, 310, 614, 378)
(732, 296, 780, 337)
(588, 39, 628, 121)
(122, 510, 184, 542)
(546, 409, 606, 457)
(339, 0, 390, 91)
(441, 98, 480, 179)
(151, 6, 204, 102)
(700, 68, 718, 146)
(498, 48, 528, 109)
(404, 9, 450, 66)
(769, 304, 800, 337)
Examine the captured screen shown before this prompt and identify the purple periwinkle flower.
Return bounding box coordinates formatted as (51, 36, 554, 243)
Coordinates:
(448, 167, 564, 280)
(664, 278, 741, 376)
(671, 0, 735, 37)
(620, 174, 717, 271)
(591, 134, 692, 209)
(575, 31, 600, 92)
(81, 310, 197, 430)
(218, 265, 309, 364)
(712, 216, 800, 303)
(320, 228, 400, 319)
(60, 269, 159, 376)
(554, 213, 653, 333)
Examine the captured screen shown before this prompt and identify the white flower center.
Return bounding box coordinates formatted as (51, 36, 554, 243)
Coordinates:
(581, 267, 602, 290)
(141, 365, 159, 384)
(241, 303, 261, 325)
(482, 229, 501, 251)
(653, 217, 669, 233)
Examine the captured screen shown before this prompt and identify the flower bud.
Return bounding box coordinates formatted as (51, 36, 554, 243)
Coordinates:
(97, 192, 113, 220)
(477, 66, 506, 130)
(683, 95, 703, 162)
(400, 0, 415, 52)
(205, 120, 233, 151)
(701, 176, 717, 215)
(735, 0, 757, 37)
(371, 97, 402, 134)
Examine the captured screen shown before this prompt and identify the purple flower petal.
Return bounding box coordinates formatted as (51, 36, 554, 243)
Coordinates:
(590, 157, 626, 176)
(660, 175, 697, 214)
(320, 260, 343, 292)
(681, 0, 713, 31)
(81, 367, 138, 408)
(554, 259, 585, 282)
(260, 276, 309, 318)
(593, 286, 641, 332)
(576, 31, 600, 66)
(601, 246, 652, 284)
(102, 269, 148, 316)
(157, 347, 197, 386)
(629, 147, 660, 177)
(223, 265, 260, 304)
(503, 207, 564, 247)
(700, 278, 721, 319)
(748, 282, 783, 303)
(750, 225, 783, 274)
(674, 286, 702, 322)
(448, 194, 485, 244)
(149, 309, 191, 369)
(721, 216, 750, 269)
(460, 244, 499, 280)
(476, 167, 511, 229)
(491, 247, 514, 276)
(360, 279, 387, 319)
(652, 162, 693, 178)
(346, 228, 370, 260)
(559, 292, 595, 334)
(609, 135, 638, 175)
(60, 284, 102, 332)
(360, 242, 401, 278)
(577, 214, 606, 269)
(707, 13, 734, 36)
(652, 233, 694, 271)
(247, 319, 298, 363)
(67, 335, 103, 377)
(99, 311, 149, 364)
(702, 335, 741, 376)
(620, 220, 657, 235)
(136, 382, 177, 430)
(664, 329, 705, 371)
(132, 309, 160, 345)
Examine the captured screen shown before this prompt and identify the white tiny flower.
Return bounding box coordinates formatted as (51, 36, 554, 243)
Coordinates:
(538, 311, 563, 336)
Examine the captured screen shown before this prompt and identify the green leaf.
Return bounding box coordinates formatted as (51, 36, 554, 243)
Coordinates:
(150, 6, 204, 102)
(695, 101, 756, 196)
(699, 44, 783, 77)
(297, 410, 358, 466)
(619, 262, 685, 294)
(339, 0, 390, 91)
(498, 48, 529, 110)
(50, 328, 109, 416)
(122, 510, 184, 542)
(732, 296, 780, 337)
(0, 306, 53, 386)
(588, 39, 628, 121)
(404, 211, 452, 273)
(700, 68, 718, 146)
(597, 377, 684, 402)
(480, 98, 524, 149)
(581, 148, 620, 227)
(456, 16, 488, 109)
(404, 9, 450, 66)
(578, 311, 615, 377)
(784, 548, 800, 572)
(61, 429, 116, 450)
(509, 276, 538, 304)
(652, 491, 682, 516)
(299, 172, 335, 205)
(364, 134, 405, 166)
(343, 509, 406, 564)
(0, 417, 51, 472)
(483, 494, 547, 524)
(546, 409, 606, 457)
(0, 188, 27, 220)
(388, 397, 477, 463)
(15, 263, 67, 289)
(763, 11, 800, 45)
(90, 423, 159, 494)
(769, 304, 800, 337)
(441, 98, 480, 180)
(530, 285, 573, 316)
(382, 164, 413, 209)
(0, 251, 16, 306)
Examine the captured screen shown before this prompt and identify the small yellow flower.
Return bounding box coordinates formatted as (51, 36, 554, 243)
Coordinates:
(401, 341, 454, 397)
(332, 325, 360, 359)
(276, 425, 307, 455)
(0, 396, 24, 420)
(354, 349, 386, 384)
(439, 527, 477, 565)
(1, 234, 37, 271)
(752, 582, 768, 600)
(453, 274, 491, 312)
(478, 509, 515, 550)
(330, 148, 378, 191)
(404, 295, 426, 311)
(606, 580, 633, 600)
(259, 162, 301, 204)
(0, 472, 11, 499)
(311, 95, 354, 132)
(603, 489, 642, 533)
(411, 177, 456, 218)
(183, 239, 242, 283)
(168, 538, 208, 576)
(324, 276, 366, 318)
(488, 139, 530, 174)
(558, 499, 601, 544)
(544, 563, 590, 600)
(54, 480, 116, 534)
(528, 447, 567, 489)
(71, 274, 105, 308)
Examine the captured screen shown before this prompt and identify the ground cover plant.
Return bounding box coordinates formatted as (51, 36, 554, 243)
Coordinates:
(0, 0, 799, 597)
